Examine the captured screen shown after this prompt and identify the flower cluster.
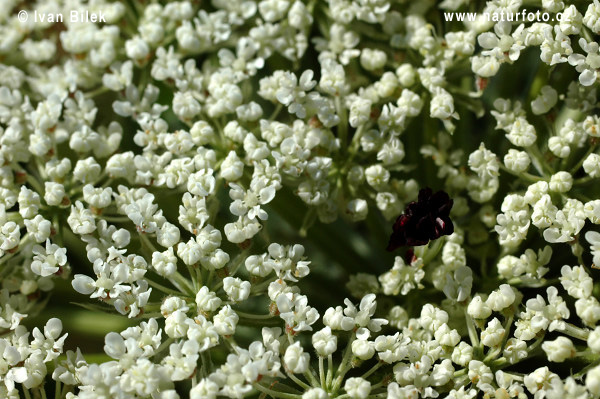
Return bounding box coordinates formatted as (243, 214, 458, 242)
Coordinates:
(1, 0, 600, 398)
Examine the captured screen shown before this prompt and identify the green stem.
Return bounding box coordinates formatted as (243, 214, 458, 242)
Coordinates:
(269, 103, 284, 120)
(570, 143, 598, 175)
(335, 95, 348, 152)
(186, 263, 199, 292)
(0, 235, 31, 266)
(171, 271, 195, 296)
(235, 310, 277, 320)
(26, 175, 45, 195)
(360, 361, 383, 380)
(303, 368, 320, 389)
(146, 278, 184, 296)
(60, 384, 72, 398)
(526, 145, 552, 177)
(238, 316, 282, 327)
(498, 163, 543, 183)
(464, 306, 480, 349)
(139, 233, 158, 253)
(155, 337, 175, 356)
(286, 371, 311, 390)
(573, 358, 600, 378)
(332, 332, 356, 393)
(253, 383, 302, 399)
(346, 124, 367, 165)
(98, 215, 131, 223)
(84, 86, 111, 99)
(527, 336, 545, 353)
(55, 380, 61, 399)
(561, 323, 590, 341)
(327, 354, 334, 388)
(574, 176, 594, 186)
(319, 356, 326, 389)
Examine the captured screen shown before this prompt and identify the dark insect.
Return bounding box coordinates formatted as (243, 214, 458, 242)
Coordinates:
(386, 188, 454, 251)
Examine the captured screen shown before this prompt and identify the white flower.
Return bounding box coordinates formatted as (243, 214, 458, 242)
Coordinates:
(223, 277, 251, 302)
(177, 238, 202, 266)
(220, 151, 244, 181)
(319, 59, 348, 96)
(575, 296, 600, 326)
(346, 199, 368, 222)
(506, 117, 536, 147)
(531, 86, 558, 115)
(587, 365, 600, 396)
(360, 48, 387, 71)
(365, 164, 390, 189)
(312, 326, 337, 357)
(540, 25, 573, 66)
(157, 222, 181, 248)
(73, 157, 102, 184)
(224, 215, 262, 243)
(420, 304, 449, 331)
(471, 55, 501, 77)
(430, 87, 458, 121)
(277, 293, 319, 332)
(323, 306, 355, 331)
(467, 295, 492, 319)
(585, 200, 600, 224)
(302, 388, 330, 399)
(442, 266, 473, 303)
(31, 240, 67, 277)
(524, 367, 562, 399)
(120, 358, 161, 396)
(503, 338, 528, 364)
(589, 327, 600, 354)
(542, 336, 575, 362)
(451, 342, 473, 366)
(351, 330, 375, 360)
(164, 310, 189, 338)
(531, 195, 557, 229)
(187, 168, 216, 197)
(284, 342, 309, 374)
(186, 315, 219, 351)
(125, 36, 150, 61)
(173, 91, 201, 121)
(0, 206, 17, 245)
(548, 171, 572, 192)
(151, 247, 178, 277)
(24, 215, 52, 243)
(434, 323, 461, 347)
(161, 296, 189, 317)
(379, 256, 425, 296)
(213, 305, 239, 336)
(486, 284, 516, 312)
(543, 199, 585, 243)
(480, 318, 505, 347)
(349, 97, 372, 128)
(560, 265, 593, 299)
(82, 185, 112, 209)
(344, 377, 371, 399)
(583, 153, 600, 177)
(583, 0, 600, 34)
(196, 286, 222, 313)
(67, 201, 96, 235)
(44, 182, 66, 206)
(190, 379, 219, 399)
(468, 143, 499, 178)
(468, 360, 493, 388)
(229, 182, 276, 221)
